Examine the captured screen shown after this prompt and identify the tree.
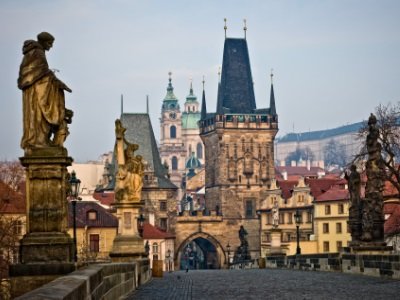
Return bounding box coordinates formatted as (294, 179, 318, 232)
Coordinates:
(285, 146, 315, 166)
(352, 102, 400, 195)
(0, 161, 24, 192)
(324, 139, 347, 169)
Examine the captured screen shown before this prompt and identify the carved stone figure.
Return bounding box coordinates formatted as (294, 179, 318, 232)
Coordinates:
(114, 119, 144, 202)
(238, 225, 248, 247)
(272, 200, 279, 229)
(345, 164, 362, 241)
(18, 32, 72, 151)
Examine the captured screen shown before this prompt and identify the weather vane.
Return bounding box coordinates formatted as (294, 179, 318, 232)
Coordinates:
(224, 18, 227, 38)
(270, 68, 274, 84)
(202, 76, 205, 89)
(243, 19, 247, 39)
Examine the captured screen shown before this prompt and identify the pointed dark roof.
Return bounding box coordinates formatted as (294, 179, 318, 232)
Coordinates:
(200, 88, 207, 120)
(216, 38, 256, 114)
(120, 113, 177, 189)
(270, 83, 276, 116)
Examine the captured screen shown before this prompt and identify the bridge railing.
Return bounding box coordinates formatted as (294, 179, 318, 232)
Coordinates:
(15, 259, 151, 300)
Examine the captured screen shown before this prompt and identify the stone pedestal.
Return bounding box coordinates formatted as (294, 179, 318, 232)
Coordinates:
(345, 242, 393, 255)
(270, 228, 285, 255)
(109, 203, 146, 261)
(10, 148, 75, 298)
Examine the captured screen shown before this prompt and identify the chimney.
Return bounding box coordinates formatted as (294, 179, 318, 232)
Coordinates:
(282, 170, 288, 181)
(306, 159, 311, 171)
(291, 160, 296, 167)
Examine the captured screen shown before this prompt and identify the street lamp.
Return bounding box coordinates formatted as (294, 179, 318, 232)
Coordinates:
(69, 170, 81, 263)
(294, 209, 302, 255)
(138, 214, 145, 237)
(166, 249, 172, 272)
(226, 242, 231, 268)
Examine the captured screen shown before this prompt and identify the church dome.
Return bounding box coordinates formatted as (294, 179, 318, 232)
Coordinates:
(186, 152, 202, 169)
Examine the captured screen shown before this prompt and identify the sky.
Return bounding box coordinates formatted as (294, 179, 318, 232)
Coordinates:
(1, 0, 399, 162)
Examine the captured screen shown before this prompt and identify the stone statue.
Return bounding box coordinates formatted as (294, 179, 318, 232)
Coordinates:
(238, 225, 248, 247)
(114, 119, 144, 202)
(18, 32, 72, 151)
(345, 164, 362, 241)
(272, 200, 279, 229)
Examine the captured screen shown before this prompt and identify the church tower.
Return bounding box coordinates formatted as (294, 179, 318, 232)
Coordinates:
(199, 30, 278, 257)
(159, 72, 186, 190)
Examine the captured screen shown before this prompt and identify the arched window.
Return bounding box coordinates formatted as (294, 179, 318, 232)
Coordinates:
(172, 156, 178, 170)
(152, 242, 158, 260)
(170, 125, 176, 138)
(196, 143, 203, 159)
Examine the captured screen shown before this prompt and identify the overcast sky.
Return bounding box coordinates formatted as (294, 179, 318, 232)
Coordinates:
(1, 0, 399, 162)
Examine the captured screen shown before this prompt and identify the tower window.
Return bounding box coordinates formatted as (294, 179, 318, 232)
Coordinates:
(170, 125, 176, 138)
(172, 156, 178, 170)
(197, 143, 203, 159)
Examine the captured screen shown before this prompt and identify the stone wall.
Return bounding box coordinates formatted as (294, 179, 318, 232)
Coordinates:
(15, 260, 150, 300)
(266, 253, 400, 280)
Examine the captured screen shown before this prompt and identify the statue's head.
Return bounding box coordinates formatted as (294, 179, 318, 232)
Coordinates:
(37, 32, 55, 51)
(368, 113, 377, 126)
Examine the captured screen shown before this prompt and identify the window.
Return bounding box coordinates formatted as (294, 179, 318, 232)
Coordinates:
(325, 205, 331, 215)
(287, 212, 293, 224)
(323, 241, 330, 252)
(197, 143, 203, 159)
(323, 223, 329, 233)
(307, 211, 313, 223)
(152, 242, 159, 256)
(171, 156, 178, 170)
(266, 213, 272, 225)
(337, 241, 343, 252)
(279, 213, 285, 224)
(245, 200, 253, 218)
(13, 220, 23, 235)
(160, 201, 167, 211)
(298, 195, 304, 202)
(170, 125, 176, 138)
(336, 222, 342, 233)
(338, 204, 344, 214)
(89, 234, 99, 252)
(87, 210, 97, 221)
(160, 218, 167, 230)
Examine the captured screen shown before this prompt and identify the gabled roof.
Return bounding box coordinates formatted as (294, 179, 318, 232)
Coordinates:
(92, 191, 115, 207)
(0, 181, 25, 214)
(142, 223, 175, 239)
(217, 38, 256, 114)
(67, 200, 118, 228)
(120, 113, 177, 190)
(315, 185, 349, 202)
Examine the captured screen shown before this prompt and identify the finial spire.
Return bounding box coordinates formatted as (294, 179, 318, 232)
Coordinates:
(243, 19, 247, 39)
(224, 18, 227, 38)
(270, 68, 274, 84)
(146, 95, 149, 114)
(190, 77, 193, 94)
(202, 76, 205, 90)
(168, 71, 172, 82)
(121, 94, 124, 116)
(218, 66, 221, 83)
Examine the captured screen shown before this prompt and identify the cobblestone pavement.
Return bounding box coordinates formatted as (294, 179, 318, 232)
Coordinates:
(126, 269, 400, 300)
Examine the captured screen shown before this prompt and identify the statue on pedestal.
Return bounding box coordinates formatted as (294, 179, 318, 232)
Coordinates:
(114, 119, 144, 203)
(18, 32, 72, 152)
(272, 200, 279, 229)
(345, 164, 362, 241)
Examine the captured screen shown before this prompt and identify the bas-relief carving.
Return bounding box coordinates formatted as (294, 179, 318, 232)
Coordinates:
(18, 32, 72, 152)
(114, 119, 144, 203)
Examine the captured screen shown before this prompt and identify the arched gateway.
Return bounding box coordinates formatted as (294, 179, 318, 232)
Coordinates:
(176, 232, 226, 270)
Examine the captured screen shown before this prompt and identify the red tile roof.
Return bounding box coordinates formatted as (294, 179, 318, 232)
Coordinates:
(142, 223, 175, 239)
(315, 185, 349, 202)
(384, 202, 400, 236)
(0, 181, 25, 214)
(92, 191, 115, 207)
(67, 200, 118, 228)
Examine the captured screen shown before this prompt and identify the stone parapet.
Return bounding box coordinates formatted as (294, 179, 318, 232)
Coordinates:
(15, 260, 151, 300)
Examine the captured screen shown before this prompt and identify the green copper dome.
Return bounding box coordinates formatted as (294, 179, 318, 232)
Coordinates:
(162, 73, 179, 110)
(182, 112, 201, 129)
(186, 152, 202, 169)
(185, 82, 198, 103)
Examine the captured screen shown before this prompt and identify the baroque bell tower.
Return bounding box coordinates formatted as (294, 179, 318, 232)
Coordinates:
(159, 72, 186, 190)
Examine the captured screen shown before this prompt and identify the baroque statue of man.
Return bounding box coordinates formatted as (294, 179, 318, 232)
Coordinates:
(18, 32, 72, 151)
(114, 119, 144, 202)
(272, 200, 279, 229)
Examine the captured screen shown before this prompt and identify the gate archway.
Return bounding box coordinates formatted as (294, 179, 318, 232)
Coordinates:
(176, 232, 226, 270)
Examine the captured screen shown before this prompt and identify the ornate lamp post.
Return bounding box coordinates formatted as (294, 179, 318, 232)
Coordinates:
(138, 214, 145, 237)
(166, 249, 172, 272)
(69, 170, 81, 263)
(226, 242, 231, 268)
(294, 209, 302, 255)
